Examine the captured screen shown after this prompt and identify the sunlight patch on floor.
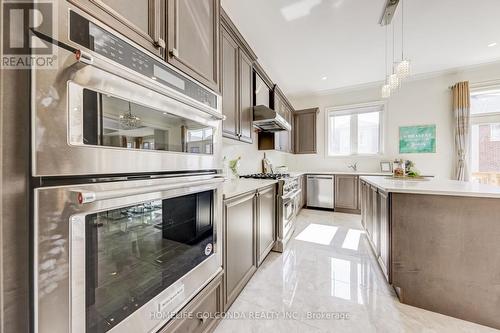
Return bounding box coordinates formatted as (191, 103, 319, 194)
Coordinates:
(295, 223, 338, 245)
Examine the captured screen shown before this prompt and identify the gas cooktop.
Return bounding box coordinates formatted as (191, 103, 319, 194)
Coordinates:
(240, 173, 291, 180)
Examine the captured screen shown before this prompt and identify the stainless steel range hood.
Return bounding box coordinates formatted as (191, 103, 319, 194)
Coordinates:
(253, 105, 291, 132)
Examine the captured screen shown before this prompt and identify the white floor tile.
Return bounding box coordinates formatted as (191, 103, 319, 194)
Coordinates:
(215, 209, 499, 333)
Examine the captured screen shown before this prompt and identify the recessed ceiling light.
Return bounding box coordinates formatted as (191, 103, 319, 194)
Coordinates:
(321, 76, 328, 80)
(488, 42, 497, 47)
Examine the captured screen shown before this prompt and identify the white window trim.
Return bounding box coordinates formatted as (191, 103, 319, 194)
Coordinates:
(469, 85, 500, 176)
(470, 85, 500, 125)
(325, 101, 386, 158)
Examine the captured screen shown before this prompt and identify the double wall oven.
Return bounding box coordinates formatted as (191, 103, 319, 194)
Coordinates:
(33, 4, 223, 333)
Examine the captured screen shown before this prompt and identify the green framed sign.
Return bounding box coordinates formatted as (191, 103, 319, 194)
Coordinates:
(399, 125, 436, 154)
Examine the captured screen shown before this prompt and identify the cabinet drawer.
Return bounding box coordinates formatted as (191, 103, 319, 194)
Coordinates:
(159, 273, 223, 333)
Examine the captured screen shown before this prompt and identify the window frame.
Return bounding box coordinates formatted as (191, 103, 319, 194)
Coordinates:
(325, 101, 386, 157)
(469, 85, 500, 179)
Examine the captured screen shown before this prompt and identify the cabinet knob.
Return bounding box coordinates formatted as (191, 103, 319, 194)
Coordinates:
(169, 48, 179, 58)
(154, 38, 166, 49)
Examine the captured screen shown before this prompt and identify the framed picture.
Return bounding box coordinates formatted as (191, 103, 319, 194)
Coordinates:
(399, 125, 436, 154)
(380, 161, 393, 173)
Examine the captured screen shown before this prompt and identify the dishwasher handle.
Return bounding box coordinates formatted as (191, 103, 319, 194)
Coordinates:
(307, 175, 334, 180)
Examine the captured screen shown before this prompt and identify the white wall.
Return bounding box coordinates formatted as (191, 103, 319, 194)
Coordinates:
(221, 135, 289, 175)
(289, 62, 500, 179)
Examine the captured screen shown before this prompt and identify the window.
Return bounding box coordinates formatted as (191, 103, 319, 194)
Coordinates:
(327, 102, 384, 156)
(470, 88, 500, 186)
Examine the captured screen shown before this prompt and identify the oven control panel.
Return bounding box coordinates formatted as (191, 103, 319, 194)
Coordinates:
(69, 11, 218, 110)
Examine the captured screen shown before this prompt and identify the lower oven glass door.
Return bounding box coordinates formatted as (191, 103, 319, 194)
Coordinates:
(85, 191, 214, 332)
(34, 176, 223, 333)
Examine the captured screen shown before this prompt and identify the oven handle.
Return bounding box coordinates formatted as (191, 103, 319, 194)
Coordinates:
(282, 189, 302, 202)
(72, 177, 224, 204)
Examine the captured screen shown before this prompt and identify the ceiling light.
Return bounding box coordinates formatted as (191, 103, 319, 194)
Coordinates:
(396, 59, 411, 80)
(389, 73, 400, 90)
(488, 42, 497, 47)
(321, 76, 328, 80)
(381, 84, 391, 99)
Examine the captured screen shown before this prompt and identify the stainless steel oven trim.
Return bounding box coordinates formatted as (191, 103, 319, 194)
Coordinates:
(34, 175, 224, 333)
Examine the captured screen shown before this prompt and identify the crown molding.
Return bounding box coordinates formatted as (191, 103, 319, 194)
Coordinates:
(289, 58, 500, 100)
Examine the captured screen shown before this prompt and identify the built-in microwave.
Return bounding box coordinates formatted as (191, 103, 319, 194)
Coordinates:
(31, 7, 223, 177)
(34, 174, 223, 333)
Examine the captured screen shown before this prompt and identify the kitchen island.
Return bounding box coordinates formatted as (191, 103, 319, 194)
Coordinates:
(359, 176, 500, 330)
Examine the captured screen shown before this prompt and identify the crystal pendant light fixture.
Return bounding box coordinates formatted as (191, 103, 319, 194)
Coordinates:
(381, 24, 391, 99)
(119, 102, 141, 130)
(390, 23, 400, 92)
(389, 73, 400, 90)
(396, 0, 411, 80)
(396, 59, 410, 79)
(381, 83, 391, 99)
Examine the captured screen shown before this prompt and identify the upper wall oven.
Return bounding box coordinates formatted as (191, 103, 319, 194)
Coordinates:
(31, 8, 223, 177)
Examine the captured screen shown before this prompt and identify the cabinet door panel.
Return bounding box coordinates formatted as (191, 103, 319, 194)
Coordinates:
(221, 28, 239, 140)
(71, 0, 164, 57)
(257, 186, 276, 265)
(167, 0, 219, 91)
(295, 111, 317, 154)
(158, 273, 223, 333)
(371, 187, 380, 256)
(239, 50, 253, 143)
(224, 193, 256, 308)
(379, 192, 390, 282)
(335, 176, 358, 210)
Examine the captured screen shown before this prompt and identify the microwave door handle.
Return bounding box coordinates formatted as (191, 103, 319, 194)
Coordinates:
(72, 177, 224, 204)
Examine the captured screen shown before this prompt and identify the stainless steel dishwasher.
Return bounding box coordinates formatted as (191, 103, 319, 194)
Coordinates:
(307, 175, 335, 209)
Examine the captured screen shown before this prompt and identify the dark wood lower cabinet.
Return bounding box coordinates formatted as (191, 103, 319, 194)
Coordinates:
(158, 272, 224, 333)
(334, 175, 359, 213)
(222, 185, 276, 310)
(257, 185, 276, 266)
(360, 180, 390, 283)
(378, 191, 390, 282)
(223, 191, 257, 309)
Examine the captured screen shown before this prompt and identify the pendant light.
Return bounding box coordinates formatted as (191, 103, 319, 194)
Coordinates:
(119, 101, 141, 130)
(389, 22, 400, 91)
(396, 0, 411, 79)
(381, 24, 391, 99)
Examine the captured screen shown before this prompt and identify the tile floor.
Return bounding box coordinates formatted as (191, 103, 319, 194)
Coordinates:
(215, 209, 499, 333)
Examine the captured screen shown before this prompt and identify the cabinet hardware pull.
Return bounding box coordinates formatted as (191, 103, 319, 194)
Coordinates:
(154, 38, 166, 49)
(169, 48, 179, 58)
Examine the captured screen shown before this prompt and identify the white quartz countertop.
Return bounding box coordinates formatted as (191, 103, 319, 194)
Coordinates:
(289, 171, 393, 177)
(360, 176, 500, 198)
(223, 179, 278, 199)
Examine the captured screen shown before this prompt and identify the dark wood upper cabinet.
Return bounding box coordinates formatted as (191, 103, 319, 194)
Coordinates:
(69, 0, 166, 57)
(274, 86, 294, 153)
(257, 84, 295, 153)
(221, 26, 239, 140)
(239, 49, 254, 143)
(167, 0, 220, 92)
(253, 62, 272, 108)
(294, 108, 319, 154)
(220, 9, 256, 144)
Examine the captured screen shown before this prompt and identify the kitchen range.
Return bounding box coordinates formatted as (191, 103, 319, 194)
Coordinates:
(240, 173, 301, 252)
(32, 4, 224, 333)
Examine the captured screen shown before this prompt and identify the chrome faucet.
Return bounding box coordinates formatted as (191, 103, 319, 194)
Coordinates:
(348, 162, 358, 172)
